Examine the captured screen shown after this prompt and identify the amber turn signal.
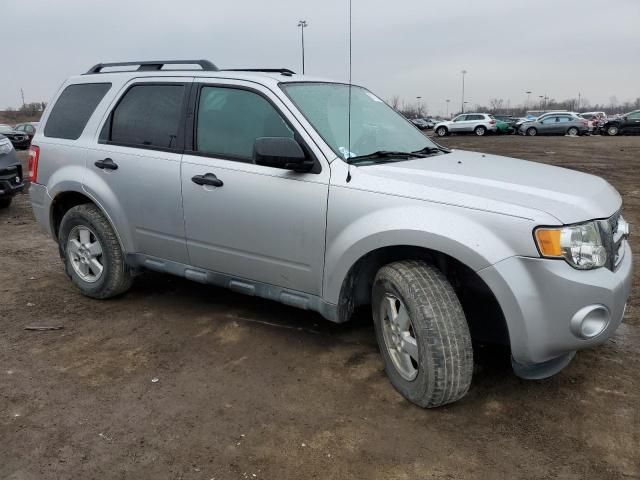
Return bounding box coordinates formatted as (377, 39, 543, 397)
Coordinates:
(535, 228, 563, 257)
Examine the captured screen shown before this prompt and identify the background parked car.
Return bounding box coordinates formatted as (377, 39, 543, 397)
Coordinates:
(519, 113, 589, 136)
(410, 118, 429, 130)
(13, 122, 38, 145)
(0, 134, 24, 208)
(600, 110, 640, 136)
(0, 124, 30, 149)
(419, 118, 436, 129)
(434, 113, 497, 137)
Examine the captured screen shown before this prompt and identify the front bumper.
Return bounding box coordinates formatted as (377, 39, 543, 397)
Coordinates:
(0, 164, 24, 198)
(478, 241, 633, 375)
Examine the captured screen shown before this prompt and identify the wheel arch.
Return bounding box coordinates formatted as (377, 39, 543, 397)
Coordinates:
(334, 244, 510, 347)
(49, 187, 128, 254)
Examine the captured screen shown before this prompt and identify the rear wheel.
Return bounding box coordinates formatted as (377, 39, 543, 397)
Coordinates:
(567, 127, 579, 136)
(435, 126, 448, 137)
(372, 260, 474, 408)
(606, 125, 619, 136)
(0, 197, 12, 209)
(59, 204, 133, 299)
(526, 127, 538, 136)
(474, 126, 487, 136)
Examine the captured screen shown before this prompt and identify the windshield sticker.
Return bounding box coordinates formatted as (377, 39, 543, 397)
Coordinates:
(339, 146, 357, 159)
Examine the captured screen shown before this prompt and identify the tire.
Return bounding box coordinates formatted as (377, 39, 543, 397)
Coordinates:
(372, 260, 473, 408)
(567, 127, 579, 136)
(474, 126, 486, 136)
(526, 127, 537, 136)
(58, 204, 133, 299)
(0, 197, 12, 209)
(435, 126, 448, 137)
(606, 125, 619, 136)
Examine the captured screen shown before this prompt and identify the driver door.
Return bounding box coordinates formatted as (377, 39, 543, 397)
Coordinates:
(624, 111, 640, 133)
(180, 80, 330, 295)
(449, 115, 467, 132)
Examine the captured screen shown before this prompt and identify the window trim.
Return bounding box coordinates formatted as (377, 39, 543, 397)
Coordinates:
(98, 81, 190, 154)
(185, 82, 321, 174)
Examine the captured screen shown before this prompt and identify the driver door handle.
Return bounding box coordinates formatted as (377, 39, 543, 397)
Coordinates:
(94, 158, 118, 170)
(192, 173, 223, 187)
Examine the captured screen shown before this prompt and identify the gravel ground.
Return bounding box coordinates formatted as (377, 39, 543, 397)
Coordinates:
(1, 135, 638, 479)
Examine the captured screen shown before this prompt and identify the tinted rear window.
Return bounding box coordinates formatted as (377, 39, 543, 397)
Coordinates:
(109, 84, 185, 149)
(44, 83, 111, 140)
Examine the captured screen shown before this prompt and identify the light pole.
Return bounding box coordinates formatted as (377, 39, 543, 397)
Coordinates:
(525, 91, 531, 110)
(539, 95, 544, 110)
(297, 20, 308, 74)
(446, 99, 450, 118)
(460, 70, 467, 113)
(416, 96, 422, 117)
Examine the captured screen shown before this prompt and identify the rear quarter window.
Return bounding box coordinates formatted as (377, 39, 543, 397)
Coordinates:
(44, 83, 111, 140)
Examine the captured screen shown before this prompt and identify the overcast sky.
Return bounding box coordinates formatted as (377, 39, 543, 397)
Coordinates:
(2, 0, 639, 116)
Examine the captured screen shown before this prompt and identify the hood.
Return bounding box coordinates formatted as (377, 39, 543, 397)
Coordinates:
(359, 149, 621, 224)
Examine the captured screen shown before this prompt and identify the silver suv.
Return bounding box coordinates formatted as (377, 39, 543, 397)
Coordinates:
(29, 60, 632, 408)
(434, 113, 497, 137)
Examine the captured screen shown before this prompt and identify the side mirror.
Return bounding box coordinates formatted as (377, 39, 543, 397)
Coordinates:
(253, 137, 313, 172)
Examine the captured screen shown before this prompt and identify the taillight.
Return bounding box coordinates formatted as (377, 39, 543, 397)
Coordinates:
(581, 121, 589, 126)
(27, 145, 40, 183)
(489, 119, 496, 124)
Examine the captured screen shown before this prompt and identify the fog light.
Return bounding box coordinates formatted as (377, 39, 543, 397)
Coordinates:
(570, 305, 610, 339)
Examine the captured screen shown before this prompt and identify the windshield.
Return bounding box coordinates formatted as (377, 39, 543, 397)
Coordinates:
(0, 126, 13, 133)
(281, 82, 437, 161)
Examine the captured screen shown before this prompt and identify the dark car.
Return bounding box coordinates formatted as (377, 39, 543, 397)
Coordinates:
(0, 135, 24, 208)
(0, 124, 30, 149)
(600, 110, 640, 136)
(410, 118, 429, 130)
(14, 122, 38, 145)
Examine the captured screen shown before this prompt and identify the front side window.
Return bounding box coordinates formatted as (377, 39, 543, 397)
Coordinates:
(281, 83, 437, 160)
(453, 115, 467, 122)
(109, 84, 185, 149)
(628, 112, 640, 120)
(44, 83, 111, 140)
(195, 86, 293, 160)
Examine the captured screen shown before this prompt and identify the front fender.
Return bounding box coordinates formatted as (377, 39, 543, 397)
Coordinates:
(323, 203, 539, 305)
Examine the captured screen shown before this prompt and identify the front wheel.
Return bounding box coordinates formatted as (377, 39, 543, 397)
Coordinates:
(567, 127, 579, 136)
(435, 126, 448, 137)
(526, 127, 538, 136)
(59, 204, 133, 299)
(606, 125, 619, 136)
(372, 260, 474, 408)
(474, 126, 487, 136)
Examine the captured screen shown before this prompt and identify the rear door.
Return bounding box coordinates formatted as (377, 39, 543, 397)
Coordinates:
(84, 79, 191, 263)
(180, 79, 330, 295)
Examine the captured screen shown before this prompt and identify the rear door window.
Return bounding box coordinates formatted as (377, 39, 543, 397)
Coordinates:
(44, 83, 111, 140)
(107, 84, 186, 150)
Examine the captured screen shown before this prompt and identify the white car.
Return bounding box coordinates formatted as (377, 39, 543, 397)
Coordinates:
(434, 113, 497, 137)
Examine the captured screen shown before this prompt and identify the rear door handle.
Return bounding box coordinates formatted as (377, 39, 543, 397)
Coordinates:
(94, 158, 118, 170)
(192, 173, 223, 187)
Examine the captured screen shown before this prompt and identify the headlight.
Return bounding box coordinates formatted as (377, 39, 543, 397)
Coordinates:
(0, 139, 13, 155)
(534, 222, 607, 269)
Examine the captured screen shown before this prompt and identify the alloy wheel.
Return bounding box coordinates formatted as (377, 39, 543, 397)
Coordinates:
(380, 293, 419, 381)
(67, 226, 104, 283)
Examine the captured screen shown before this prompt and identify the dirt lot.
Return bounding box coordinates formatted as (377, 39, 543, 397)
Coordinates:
(1, 135, 639, 479)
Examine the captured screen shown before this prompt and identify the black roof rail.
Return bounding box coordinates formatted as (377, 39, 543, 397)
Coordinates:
(223, 68, 296, 77)
(84, 60, 219, 74)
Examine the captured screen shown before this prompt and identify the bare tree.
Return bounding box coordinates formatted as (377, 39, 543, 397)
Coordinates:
(488, 98, 504, 112)
(389, 95, 401, 110)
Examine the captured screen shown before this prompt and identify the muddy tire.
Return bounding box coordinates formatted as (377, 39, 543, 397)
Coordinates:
(372, 260, 473, 408)
(0, 197, 12, 209)
(58, 204, 133, 299)
(606, 125, 619, 136)
(526, 127, 537, 136)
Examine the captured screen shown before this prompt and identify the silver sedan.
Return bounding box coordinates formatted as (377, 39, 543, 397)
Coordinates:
(519, 113, 589, 136)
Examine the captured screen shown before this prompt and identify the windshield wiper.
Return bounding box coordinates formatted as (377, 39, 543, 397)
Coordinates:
(348, 150, 428, 164)
(412, 145, 450, 155)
